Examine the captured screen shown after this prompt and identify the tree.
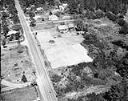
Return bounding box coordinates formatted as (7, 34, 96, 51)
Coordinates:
(15, 32, 21, 45)
(2, 37, 7, 48)
(21, 72, 27, 82)
(12, 15, 20, 24)
(103, 77, 128, 101)
(75, 20, 88, 31)
(95, 9, 105, 18)
(51, 74, 61, 83)
(119, 22, 128, 35)
(87, 93, 106, 101)
(121, 77, 128, 101)
(30, 18, 36, 27)
(28, 11, 35, 18)
(67, 0, 78, 14)
(105, 11, 117, 22)
(54, 0, 61, 8)
(11, 25, 22, 31)
(87, 0, 96, 11)
(2, 25, 9, 37)
(1, 12, 9, 19)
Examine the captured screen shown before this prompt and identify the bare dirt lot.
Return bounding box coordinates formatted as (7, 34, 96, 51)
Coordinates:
(1, 45, 36, 83)
(34, 23, 93, 68)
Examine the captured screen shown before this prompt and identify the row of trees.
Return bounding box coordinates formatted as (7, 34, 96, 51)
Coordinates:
(2, 0, 20, 24)
(66, 0, 128, 15)
(1, 11, 9, 47)
(1, 0, 21, 47)
(19, 0, 54, 8)
(28, 10, 36, 27)
(18, 0, 128, 17)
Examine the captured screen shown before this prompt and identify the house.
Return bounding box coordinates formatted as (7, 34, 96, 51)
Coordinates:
(36, 7, 43, 11)
(8, 30, 18, 35)
(34, 15, 42, 20)
(68, 23, 75, 31)
(57, 25, 68, 33)
(62, 15, 71, 20)
(7, 30, 20, 42)
(49, 14, 59, 21)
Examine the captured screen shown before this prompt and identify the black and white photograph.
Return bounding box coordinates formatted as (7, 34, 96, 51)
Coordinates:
(0, 0, 128, 101)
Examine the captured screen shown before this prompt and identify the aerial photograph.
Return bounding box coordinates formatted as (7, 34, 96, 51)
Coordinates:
(0, 0, 128, 101)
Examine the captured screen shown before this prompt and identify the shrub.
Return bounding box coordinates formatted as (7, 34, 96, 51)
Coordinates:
(51, 74, 61, 83)
(119, 22, 128, 35)
(117, 18, 125, 26)
(30, 19, 36, 27)
(21, 74, 27, 82)
(17, 45, 24, 53)
(95, 9, 105, 19)
(85, 10, 96, 19)
(105, 11, 117, 22)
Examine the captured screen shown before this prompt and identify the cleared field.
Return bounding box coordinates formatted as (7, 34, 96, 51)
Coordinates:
(34, 25, 92, 69)
(1, 45, 36, 83)
(45, 44, 93, 68)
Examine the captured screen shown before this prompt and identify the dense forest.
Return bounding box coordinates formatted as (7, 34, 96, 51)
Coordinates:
(17, 0, 128, 15)
(0, 0, 21, 47)
(2, 0, 127, 15)
(66, 0, 128, 14)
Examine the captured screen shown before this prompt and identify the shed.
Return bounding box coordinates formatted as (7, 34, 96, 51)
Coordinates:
(8, 30, 18, 35)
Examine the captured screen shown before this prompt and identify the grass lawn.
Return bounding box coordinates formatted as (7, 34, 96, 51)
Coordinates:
(0, 86, 37, 101)
(1, 45, 36, 83)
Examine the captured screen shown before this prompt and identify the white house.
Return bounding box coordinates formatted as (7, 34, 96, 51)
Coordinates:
(8, 30, 18, 35)
(34, 15, 42, 20)
(49, 14, 59, 21)
(36, 7, 43, 11)
(57, 25, 68, 33)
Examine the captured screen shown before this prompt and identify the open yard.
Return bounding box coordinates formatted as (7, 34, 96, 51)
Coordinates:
(1, 45, 36, 83)
(0, 86, 38, 101)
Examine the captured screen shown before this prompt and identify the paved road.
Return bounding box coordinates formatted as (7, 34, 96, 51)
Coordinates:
(14, 0, 58, 101)
(35, 19, 79, 25)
